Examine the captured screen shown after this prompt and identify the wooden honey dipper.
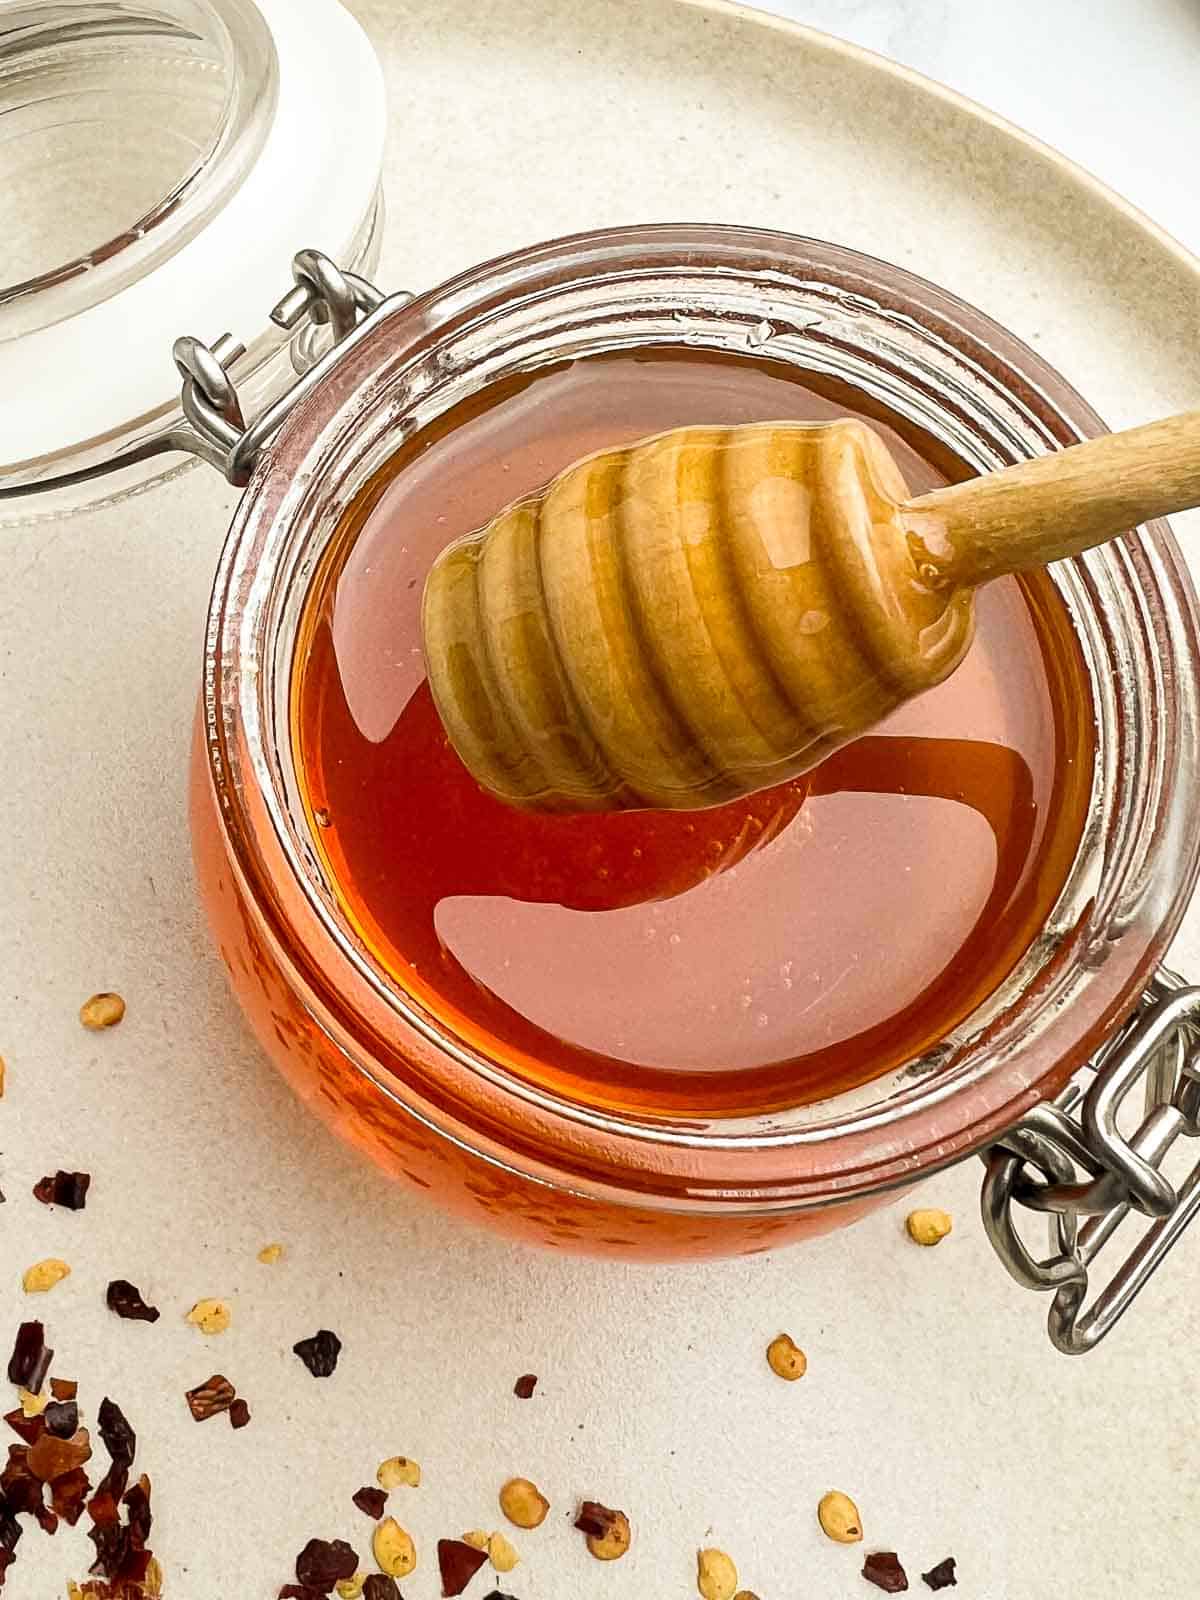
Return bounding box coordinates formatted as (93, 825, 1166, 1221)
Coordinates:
(421, 412, 1200, 812)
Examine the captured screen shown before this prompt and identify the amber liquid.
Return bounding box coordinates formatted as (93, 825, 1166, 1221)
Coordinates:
(293, 351, 1094, 1117)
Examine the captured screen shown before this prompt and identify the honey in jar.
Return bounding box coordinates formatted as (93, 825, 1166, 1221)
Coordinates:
(292, 348, 1094, 1118)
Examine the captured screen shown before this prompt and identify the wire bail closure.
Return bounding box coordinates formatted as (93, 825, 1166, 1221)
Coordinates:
(981, 967, 1200, 1353)
(172, 249, 406, 485)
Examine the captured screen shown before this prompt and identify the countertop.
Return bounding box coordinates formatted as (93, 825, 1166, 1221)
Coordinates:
(4, 3, 1200, 1599)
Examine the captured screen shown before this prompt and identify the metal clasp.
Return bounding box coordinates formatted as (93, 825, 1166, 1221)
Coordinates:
(172, 249, 410, 486)
(981, 967, 1200, 1353)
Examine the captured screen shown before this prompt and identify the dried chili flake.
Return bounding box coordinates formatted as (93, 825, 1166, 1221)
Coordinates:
(573, 1501, 625, 1540)
(7, 1323, 52, 1391)
(33, 1171, 91, 1210)
(50, 1379, 77, 1402)
(97, 1400, 135, 1472)
(512, 1374, 537, 1399)
(295, 1536, 358, 1591)
(96, 1456, 130, 1509)
(352, 1485, 387, 1519)
(0, 1496, 18, 1552)
(185, 1374, 235, 1422)
(362, 1579, 402, 1600)
(3, 1411, 42, 1446)
(229, 1397, 251, 1430)
(279, 1587, 328, 1600)
(29, 1427, 92, 1483)
(51, 1467, 90, 1526)
(44, 1400, 79, 1439)
(292, 1329, 341, 1378)
(1, 1445, 45, 1517)
(438, 1539, 488, 1597)
(87, 1488, 120, 1527)
(123, 1476, 152, 1549)
(105, 1282, 159, 1324)
(921, 1558, 957, 1590)
(87, 1518, 129, 1581)
(863, 1551, 909, 1593)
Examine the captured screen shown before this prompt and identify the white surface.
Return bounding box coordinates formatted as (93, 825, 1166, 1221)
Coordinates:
(4, 0, 386, 461)
(3, 3, 1200, 1598)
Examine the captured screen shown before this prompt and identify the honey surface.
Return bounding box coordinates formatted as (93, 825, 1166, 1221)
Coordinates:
(293, 351, 1093, 1115)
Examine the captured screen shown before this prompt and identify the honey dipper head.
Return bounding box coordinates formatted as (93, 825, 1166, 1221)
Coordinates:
(421, 418, 976, 813)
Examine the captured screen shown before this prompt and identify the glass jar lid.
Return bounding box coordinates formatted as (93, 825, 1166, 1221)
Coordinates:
(0, 0, 386, 520)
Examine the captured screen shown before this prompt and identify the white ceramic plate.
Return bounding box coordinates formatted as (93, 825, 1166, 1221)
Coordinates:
(5, 2, 1199, 1595)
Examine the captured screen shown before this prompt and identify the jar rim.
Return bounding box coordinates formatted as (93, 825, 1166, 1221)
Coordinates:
(203, 223, 1200, 1212)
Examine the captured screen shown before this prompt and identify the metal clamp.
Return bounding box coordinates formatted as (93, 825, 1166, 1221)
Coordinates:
(981, 967, 1200, 1353)
(172, 250, 409, 486)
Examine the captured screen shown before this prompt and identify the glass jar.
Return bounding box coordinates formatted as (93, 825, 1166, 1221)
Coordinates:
(188, 226, 1200, 1315)
(0, 0, 385, 516)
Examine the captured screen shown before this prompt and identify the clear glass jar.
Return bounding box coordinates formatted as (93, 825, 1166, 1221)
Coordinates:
(0, 0, 385, 515)
(190, 224, 1200, 1258)
(1, 0, 277, 339)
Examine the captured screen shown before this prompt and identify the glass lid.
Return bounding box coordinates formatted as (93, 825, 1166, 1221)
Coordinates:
(0, 0, 386, 521)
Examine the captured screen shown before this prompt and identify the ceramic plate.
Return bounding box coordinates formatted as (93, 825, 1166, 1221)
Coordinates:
(5, 1, 1199, 1594)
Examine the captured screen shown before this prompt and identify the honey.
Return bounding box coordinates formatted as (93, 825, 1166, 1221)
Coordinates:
(292, 349, 1094, 1118)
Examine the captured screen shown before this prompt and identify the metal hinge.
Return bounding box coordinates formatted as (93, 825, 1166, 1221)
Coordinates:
(172, 249, 411, 486)
(981, 967, 1200, 1353)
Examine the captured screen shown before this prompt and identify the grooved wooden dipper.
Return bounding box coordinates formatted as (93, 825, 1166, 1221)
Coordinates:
(421, 411, 1200, 812)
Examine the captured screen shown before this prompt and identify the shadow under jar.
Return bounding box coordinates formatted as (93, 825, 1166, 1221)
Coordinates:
(190, 225, 1200, 1261)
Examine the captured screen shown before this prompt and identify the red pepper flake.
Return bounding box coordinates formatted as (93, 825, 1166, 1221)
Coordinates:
(294, 1535, 358, 1591)
(228, 1398, 251, 1430)
(362, 1579, 402, 1600)
(97, 1400, 135, 1479)
(51, 1466, 91, 1526)
(50, 1379, 77, 1402)
(29, 1427, 92, 1483)
(123, 1476, 153, 1552)
(87, 1519, 128, 1581)
(279, 1587, 328, 1600)
(7, 1323, 52, 1391)
(105, 1282, 160, 1324)
(1, 1443, 45, 1518)
(33, 1171, 91, 1211)
(352, 1485, 387, 1519)
(3, 1410, 43, 1446)
(921, 1557, 957, 1590)
(573, 1502, 611, 1538)
(88, 1486, 120, 1526)
(44, 1400, 79, 1440)
(512, 1374, 538, 1400)
(863, 1551, 909, 1593)
(292, 1329, 341, 1378)
(87, 1475, 154, 1587)
(438, 1537, 489, 1596)
(185, 1374, 235, 1422)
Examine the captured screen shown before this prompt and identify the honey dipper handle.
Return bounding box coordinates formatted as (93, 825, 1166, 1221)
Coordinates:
(901, 408, 1200, 587)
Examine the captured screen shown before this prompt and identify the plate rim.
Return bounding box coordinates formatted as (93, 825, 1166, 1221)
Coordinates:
(686, 0, 1200, 291)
